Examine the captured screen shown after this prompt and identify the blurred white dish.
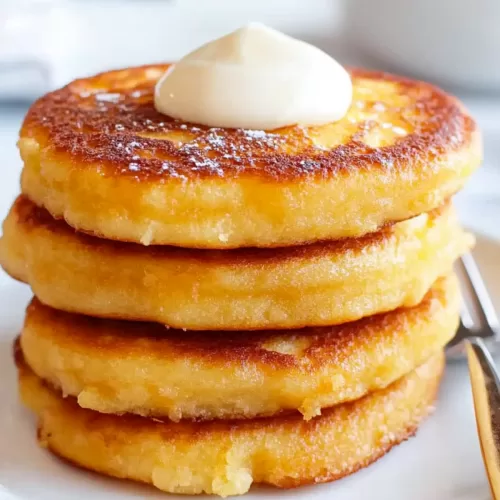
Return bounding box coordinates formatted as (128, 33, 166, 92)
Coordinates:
(345, 0, 500, 91)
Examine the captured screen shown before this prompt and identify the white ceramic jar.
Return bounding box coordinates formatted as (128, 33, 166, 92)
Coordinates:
(344, 0, 500, 91)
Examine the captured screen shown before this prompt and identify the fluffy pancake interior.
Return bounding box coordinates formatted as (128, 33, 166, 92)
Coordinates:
(17, 351, 444, 497)
(19, 275, 458, 421)
(1, 197, 472, 330)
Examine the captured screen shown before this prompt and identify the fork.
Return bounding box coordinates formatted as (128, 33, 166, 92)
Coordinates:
(453, 254, 500, 499)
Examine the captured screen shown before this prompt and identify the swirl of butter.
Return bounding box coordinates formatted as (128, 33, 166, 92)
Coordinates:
(154, 23, 352, 130)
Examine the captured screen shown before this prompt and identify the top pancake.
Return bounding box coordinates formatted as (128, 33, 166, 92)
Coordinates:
(19, 65, 481, 248)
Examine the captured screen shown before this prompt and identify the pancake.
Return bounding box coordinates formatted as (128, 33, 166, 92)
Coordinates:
(19, 275, 458, 421)
(19, 64, 480, 249)
(1, 197, 470, 330)
(17, 350, 443, 497)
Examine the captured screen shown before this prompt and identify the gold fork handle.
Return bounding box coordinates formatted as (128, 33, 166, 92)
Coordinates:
(466, 337, 500, 499)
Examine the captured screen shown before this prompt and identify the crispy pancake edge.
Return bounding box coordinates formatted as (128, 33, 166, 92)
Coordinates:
(16, 350, 444, 493)
(18, 275, 457, 420)
(21, 275, 458, 371)
(10, 194, 450, 264)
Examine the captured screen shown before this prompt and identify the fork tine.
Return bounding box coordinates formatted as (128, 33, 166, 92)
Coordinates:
(459, 296, 476, 330)
(456, 256, 478, 336)
(459, 254, 500, 335)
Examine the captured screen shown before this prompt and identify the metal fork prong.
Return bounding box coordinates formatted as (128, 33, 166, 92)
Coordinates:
(456, 256, 479, 338)
(460, 299, 476, 330)
(460, 254, 500, 335)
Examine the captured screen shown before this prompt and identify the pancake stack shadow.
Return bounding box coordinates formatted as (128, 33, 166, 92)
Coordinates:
(0, 65, 481, 497)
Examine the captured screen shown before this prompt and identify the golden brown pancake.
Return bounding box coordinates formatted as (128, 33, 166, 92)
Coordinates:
(19, 64, 480, 248)
(1, 196, 470, 330)
(17, 350, 444, 497)
(20, 275, 458, 421)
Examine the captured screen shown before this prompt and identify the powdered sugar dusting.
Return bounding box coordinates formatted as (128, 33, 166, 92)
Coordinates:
(242, 129, 267, 140)
(205, 129, 225, 148)
(242, 129, 276, 140)
(188, 156, 223, 175)
(29, 64, 470, 186)
(240, 128, 283, 149)
(161, 161, 188, 182)
(95, 93, 121, 103)
(180, 142, 200, 153)
(299, 159, 319, 171)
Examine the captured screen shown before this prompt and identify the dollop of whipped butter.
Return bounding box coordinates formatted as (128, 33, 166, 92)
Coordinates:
(154, 23, 352, 130)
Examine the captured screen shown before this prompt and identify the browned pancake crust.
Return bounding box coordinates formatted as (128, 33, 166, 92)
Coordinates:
(18, 275, 458, 421)
(22, 278, 456, 371)
(16, 349, 444, 495)
(18, 64, 480, 248)
(2, 196, 470, 330)
(21, 65, 475, 182)
(10, 194, 442, 263)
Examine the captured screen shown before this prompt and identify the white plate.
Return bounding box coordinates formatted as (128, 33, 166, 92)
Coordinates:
(0, 234, 498, 500)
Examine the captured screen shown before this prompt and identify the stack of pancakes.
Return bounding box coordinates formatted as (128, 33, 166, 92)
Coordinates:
(0, 65, 480, 496)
